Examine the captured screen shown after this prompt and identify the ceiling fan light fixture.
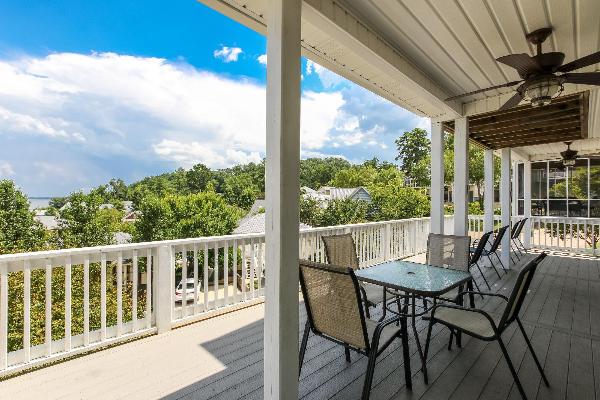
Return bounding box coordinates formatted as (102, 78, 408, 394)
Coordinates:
(560, 141, 578, 168)
(523, 75, 563, 107)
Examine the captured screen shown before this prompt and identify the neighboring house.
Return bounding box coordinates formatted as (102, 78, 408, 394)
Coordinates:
(34, 215, 59, 230)
(233, 213, 312, 234)
(311, 186, 372, 203)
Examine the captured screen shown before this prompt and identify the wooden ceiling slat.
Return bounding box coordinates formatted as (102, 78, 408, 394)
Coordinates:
(463, 92, 588, 150)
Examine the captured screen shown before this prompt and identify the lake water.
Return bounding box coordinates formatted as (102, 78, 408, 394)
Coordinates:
(29, 197, 52, 210)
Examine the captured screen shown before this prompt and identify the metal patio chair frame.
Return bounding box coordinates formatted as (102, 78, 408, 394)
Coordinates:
(299, 260, 412, 399)
(423, 253, 549, 400)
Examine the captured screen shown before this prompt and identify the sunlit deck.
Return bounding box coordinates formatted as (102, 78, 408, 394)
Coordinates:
(2, 251, 599, 400)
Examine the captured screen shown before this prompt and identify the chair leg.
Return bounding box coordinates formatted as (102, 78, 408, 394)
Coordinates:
(344, 345, 351, 362)
(364, 299, 371, 319)
(474, 261, 491, 290)
(299, 321, 310, 376)
(487, 254, 503, 278)
(448, 329, 454, 351)
(497, 335, 528, 400)
(379, 289, 387, 322)
(361, 351, 378, 400)
(400, 316, 412, 389)
(493, 252, 509, 273)
(423, 320, 433, 384)
(517, 318, 549, 387)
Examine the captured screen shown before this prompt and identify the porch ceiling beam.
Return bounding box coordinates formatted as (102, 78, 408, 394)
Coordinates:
(478, 130, 583, 149)
(470, 111, 581, 136)
(473, 124, 583, 143)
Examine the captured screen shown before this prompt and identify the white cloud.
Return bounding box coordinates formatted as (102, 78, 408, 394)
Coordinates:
(213, 46, 243, 63)
(0, 162, 14, 177)
(257, 54, 267, 65)
(306, 60, 345, 89)
(153, 139, 261, 169)
(415, 116, 431, 133)
(0, 52, 348, 171)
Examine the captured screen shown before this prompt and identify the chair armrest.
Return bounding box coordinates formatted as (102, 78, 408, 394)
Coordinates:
(458, 291, 508, 301)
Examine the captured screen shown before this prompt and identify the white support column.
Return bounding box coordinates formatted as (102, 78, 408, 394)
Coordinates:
(430, 121, 444, 234)
(484, 149, 495, 233)
(264, 1, 302, 399)
(453, 117, 469, 236)
(512, 162, 518, 216)
(524, 160, 532, 248)
(501, 148, 512, 267)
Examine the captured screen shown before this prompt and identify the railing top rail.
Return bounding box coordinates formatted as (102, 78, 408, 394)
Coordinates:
(0, 217, 433, 263)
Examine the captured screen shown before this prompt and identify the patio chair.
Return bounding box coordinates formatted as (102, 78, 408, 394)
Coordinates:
(299, 260, 412, 399)
(423, 252, 549, 400)
(426, 233, 472, 303)
(511, 218, 528, 256)
(480, 225, 510, 276)
(469, 230, 493, 291)
(322, 234, 386, 319)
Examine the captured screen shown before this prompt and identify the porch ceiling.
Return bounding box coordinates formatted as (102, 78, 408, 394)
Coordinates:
(200, 0, 600, 119)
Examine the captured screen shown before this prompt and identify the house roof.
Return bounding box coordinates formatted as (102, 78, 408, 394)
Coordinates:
(316, 186, 370, 200)
(233, 213, 312, 235)
(35, 215, 59, 230)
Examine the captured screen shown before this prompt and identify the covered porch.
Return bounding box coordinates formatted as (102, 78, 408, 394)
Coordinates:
(2, 0, 600, 399)
(2, 251, 598, 400)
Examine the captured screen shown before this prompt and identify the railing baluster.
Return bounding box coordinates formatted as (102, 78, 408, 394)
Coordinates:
(146, 249, 152, 329)
(65, 256, 72, 351)
(224, 242, 229, 306)
(83, 257, 90, 346)
(232, 240, 238, 305)
(117, 252, 123, 337)
(214, 242, 219, 308)
(100, 253, 107, 341)
(0, 263, 7, 370)
(193, 244, 199, 315)
(181, 245, 187, 319)
(23, 261, 31, 363)
(45, 260, 52, 355)
(242, 239, 247, 301)
(203, 242, 209, 310)
(132, 250, 138, 332)
(250, 239, 256, 299)
(257, 240, 263, 295)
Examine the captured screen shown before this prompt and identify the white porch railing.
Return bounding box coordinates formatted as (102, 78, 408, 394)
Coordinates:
(0, 217, 450, 376)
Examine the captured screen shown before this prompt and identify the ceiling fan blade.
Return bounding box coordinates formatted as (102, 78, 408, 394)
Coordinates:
(496, 53, 541, 78)
(445, 80, 522, 101)
(561, 72, 600, 86)
(499, 91, 523, 111)
(557, 51, 600, 72)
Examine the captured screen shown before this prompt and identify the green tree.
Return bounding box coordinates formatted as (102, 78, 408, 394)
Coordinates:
(186, 163, 213, 193)
(134, 192, 241, 242)
(319, 198, 369, 226)
(395, 128, 430, 181)
(0, 180, 47, 254)
(56, 192, 123, 248)
(299, 157, 351, 189)
(329, 165, 378, 187)
(222, 173, 259, 210)
(369, 185, 430, 221)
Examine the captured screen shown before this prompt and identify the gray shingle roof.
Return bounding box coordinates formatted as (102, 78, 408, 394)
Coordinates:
(233, 213, 311, 234)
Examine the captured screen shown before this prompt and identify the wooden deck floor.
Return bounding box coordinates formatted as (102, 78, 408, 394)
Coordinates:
(2, 251, 600, 400)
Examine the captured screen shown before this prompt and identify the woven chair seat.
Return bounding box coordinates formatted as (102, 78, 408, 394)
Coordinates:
(433, 307, 498, 339)
(362, 282, 386, 304)
(365, 318, 402, 345)
(438, 287, 460, 302)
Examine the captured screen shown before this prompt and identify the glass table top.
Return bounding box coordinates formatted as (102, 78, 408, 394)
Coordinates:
(354, 260, 472, 296)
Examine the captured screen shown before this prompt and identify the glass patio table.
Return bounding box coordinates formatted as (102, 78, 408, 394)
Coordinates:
(354, 260, 474, 381)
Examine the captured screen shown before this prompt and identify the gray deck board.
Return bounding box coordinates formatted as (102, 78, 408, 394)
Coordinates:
(2, 251, 600, 400)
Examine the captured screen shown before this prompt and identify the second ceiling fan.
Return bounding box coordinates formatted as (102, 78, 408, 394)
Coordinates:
(447, 27, 600, 110)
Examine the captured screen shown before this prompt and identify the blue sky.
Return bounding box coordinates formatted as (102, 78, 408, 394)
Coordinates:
(0, 0, 427, 196)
